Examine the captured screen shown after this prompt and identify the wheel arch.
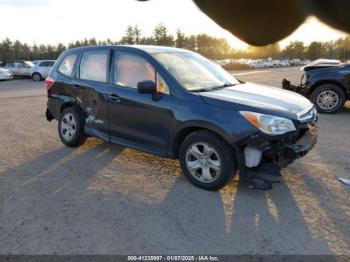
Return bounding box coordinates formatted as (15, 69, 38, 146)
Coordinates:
(60, 98, 85, 115)
(60, 101, 75, 113)
(170, 122, 233, 158)
(308, 79, 347, 97)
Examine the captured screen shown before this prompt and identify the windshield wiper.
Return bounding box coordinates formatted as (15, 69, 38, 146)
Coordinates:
(190, 83, 237, 93)
(190, 87, 213, 92)
(211, 83, 236, 90)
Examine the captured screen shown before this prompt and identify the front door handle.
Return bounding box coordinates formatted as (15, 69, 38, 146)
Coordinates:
(107, 94, 121, 103)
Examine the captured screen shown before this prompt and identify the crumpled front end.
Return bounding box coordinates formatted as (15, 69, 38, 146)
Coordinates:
(282, 78, 308, 96)
(239, 107, 318, 169)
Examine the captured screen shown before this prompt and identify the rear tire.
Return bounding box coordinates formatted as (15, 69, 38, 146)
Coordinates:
(179, 130, 236, 190)
(310, 84, 346, 114)
(58, 107, 87, 147)
(32, 72, 42, 81)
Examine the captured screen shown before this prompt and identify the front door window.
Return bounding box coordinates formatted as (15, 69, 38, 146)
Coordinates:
(114, 52, 169, 94)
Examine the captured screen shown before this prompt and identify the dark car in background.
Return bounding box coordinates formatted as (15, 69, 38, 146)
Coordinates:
(45, 45, 318, 190)
(283, 59, 350, 113)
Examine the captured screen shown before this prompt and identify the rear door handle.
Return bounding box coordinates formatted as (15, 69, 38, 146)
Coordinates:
(107, 94, 121, 103)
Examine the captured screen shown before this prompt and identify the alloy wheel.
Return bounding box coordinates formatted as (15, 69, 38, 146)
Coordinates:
(185, 142, 222, 183)
(316, 90, 339, 110)
(60, 113, 77, 142)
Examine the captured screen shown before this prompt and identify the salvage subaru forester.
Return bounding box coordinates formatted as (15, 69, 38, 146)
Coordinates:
(45, 45, 318, 190)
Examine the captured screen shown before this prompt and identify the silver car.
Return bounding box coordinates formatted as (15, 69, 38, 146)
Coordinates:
(31, 60, 55, 81)
(0, 68, 13, 80)
(1, 60, 34, 77)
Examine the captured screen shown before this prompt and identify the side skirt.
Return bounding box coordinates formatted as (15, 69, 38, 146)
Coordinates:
(84, 126, 173, 159)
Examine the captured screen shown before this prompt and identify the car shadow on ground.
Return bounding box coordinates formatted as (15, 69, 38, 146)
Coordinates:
(0, 139, 339, 254)
(340, 103, 350, 114)
(0, 141, 124, 206)
(81, 144, 335, 254)
(154, 173, 334, 254)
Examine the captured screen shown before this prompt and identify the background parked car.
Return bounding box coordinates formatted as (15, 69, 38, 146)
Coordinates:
(279, 59, 290, 67)
(0, 68, 13, 80)
(249, 60, 268, 68)
(265, 58, 279, 68)
(290, 59, 302, 66)
(283, 59, 350, 113)
(0, 60, 34, 77)
(31, 60, 55, 81)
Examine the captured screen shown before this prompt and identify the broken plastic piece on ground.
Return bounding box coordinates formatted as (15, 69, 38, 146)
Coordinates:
(338, 177, 350, 185)
(245, 174, 281, 190)
(255, 162, 282, 177)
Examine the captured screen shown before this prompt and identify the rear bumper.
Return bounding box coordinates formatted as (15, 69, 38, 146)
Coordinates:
(46, 108, 54, 121)
(46, 96, 66, 121)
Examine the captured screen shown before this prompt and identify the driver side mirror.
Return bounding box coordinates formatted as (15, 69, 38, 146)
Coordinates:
(137, 80, 156, 94)
(137, 80, 162, 101)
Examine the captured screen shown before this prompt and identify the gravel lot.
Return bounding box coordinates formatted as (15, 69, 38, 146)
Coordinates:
(0, 67, 349, 255)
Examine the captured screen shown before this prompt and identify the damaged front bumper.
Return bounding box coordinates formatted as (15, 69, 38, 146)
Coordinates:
(284, 125, 317, 159)
(282, 78, 307, 95)
(241, 122, 318, 169)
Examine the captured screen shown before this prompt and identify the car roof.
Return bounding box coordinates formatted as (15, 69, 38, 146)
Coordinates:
(34, 60, 56, 62)
(66, 45, 191, 54)
(3, 60, 27, 62)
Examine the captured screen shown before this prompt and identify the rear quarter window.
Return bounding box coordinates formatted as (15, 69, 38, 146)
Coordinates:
(58, 54, 78, 77)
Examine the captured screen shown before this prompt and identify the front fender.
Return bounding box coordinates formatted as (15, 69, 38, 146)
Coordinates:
(168, 116, 258, 157)
(307, 78, 346, 96)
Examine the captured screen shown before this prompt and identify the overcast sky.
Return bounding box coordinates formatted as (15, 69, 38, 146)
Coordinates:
(0, 0, 347, 49)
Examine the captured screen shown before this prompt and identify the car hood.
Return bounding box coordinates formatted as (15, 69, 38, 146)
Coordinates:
(199, 82, 314, 120)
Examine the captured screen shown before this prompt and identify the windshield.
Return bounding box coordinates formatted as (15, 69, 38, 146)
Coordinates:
(152, 51, 239, 91)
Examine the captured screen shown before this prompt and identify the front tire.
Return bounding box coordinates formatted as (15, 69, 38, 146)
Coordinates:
(58, 107, 87, 147)
(179, 130, 236, 190)
(310, 84, 346, 114)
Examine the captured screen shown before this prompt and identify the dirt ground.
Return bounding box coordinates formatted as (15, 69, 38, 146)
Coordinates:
(0, 67, 349, 255)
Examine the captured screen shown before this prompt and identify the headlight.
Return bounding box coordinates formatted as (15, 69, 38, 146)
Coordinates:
(239, 111, 296, 135)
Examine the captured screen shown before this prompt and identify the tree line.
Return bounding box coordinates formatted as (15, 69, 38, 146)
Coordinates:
(1, 24, 350, 61)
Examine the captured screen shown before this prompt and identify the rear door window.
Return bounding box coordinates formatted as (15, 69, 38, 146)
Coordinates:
(58, 54, 78, 77)
(79, 50, 109, 83)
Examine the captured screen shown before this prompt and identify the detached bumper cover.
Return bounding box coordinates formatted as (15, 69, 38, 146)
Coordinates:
(284, 124, 317, 159)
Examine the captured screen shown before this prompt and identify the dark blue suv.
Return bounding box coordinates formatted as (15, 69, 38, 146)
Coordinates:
(45, 45, 318, 190)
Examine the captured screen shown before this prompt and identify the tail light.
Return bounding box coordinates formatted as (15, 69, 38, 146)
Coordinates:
(45, 76, 55, 93)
